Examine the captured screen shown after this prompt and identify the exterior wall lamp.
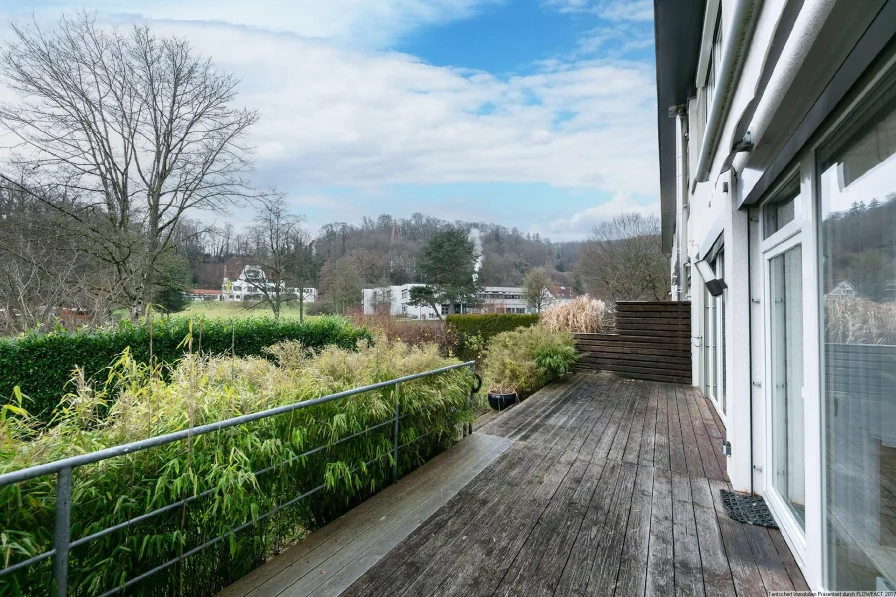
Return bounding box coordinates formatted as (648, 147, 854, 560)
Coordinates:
(694, 259, 727, 297)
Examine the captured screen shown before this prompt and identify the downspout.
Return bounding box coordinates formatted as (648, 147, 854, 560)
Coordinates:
(747, 201, 754, 495)
(694, 0, 761, 184)
(731, 0, 838, 174)
(676, 111, 689, 301)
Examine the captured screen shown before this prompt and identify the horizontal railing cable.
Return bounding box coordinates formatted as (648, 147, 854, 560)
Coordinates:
(0, 360, 477, 597)
(0, 361, 474, 487)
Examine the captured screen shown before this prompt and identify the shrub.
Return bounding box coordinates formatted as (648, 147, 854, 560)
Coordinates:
(540, 295, 614, 333)
(306, 301, 337, 316)
(345, 311, 459, 357)
(446, 314, 539, 360)
(0, 315, 371, 420)
(0, 340, 473, 596)
(481, 325, 578, 398)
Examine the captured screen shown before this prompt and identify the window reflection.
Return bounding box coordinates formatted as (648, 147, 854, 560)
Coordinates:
(821, 99, 896, 591)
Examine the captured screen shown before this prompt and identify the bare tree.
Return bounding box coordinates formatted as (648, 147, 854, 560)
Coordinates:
(319, 256, 362, 314)
(246, 195, 304, 322)
(523, 267, 552, 313)
(0, 187, 122, 332)
(578, 213, 670, 302)
(0, 13, 260, 317)
(289, 231, 315, 323)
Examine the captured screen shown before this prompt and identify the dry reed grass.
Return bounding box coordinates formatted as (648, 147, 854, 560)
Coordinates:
(825, 295, 896, 345)
(540, 295, 613, 334)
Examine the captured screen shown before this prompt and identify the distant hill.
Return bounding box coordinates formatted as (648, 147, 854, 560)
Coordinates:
(187, 213, 584, 290)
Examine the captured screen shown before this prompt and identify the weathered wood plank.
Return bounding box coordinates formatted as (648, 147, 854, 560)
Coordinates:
(339, 443, 539, 597)
(639, 382, 660, 468)
(247, 435, 510, 597)
(769, 529, 810, 591)
(524, 458, 606, 597)
(300, 437, 514, 597)
(690, 476, 736, 597)
(577, 358, 692, 375)
(671, 471, 706, 597)
(577, 349, 692, 362)
(574, 369, 691, 385)
(577, 350, 692, 365)
(652, 382, 671, 472)
(742, 525, 796, 593)
(622, 382, 650, 465)
(576, 378, 625, 460)
(645, 467, 674, 597)
(600, 381, 638, 461)
(490, 456, 591, 597)
(480, 375, 584, 440)
(615, 464, 654, 597)
(684, 385, 727, 481)
(585, 460, 638, 595)
(403, 446, 571, 597)
(553, 460, 623, 597)
(674, 384, 706, 478)
(574, 334, 691, 345)
(666, 384, 689, 475)
(706, 478, 768, 597)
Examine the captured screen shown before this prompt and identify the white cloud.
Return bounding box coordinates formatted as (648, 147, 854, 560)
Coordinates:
(531, 192, 658, 240)
(145, 21, 659, 197)
(20, 0, 501, 49)
(542, 0, 653, 21)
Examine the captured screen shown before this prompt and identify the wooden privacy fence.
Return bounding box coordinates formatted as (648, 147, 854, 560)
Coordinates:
(574, 301, 692, 384)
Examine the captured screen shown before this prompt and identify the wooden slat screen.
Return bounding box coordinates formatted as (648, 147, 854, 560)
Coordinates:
(574, 301, 692, 384)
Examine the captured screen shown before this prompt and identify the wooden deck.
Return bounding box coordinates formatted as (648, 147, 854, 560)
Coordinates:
(221, 373, 807, 597)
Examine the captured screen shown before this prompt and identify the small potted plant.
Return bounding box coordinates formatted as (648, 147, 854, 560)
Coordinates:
(487, 382, 518, 411)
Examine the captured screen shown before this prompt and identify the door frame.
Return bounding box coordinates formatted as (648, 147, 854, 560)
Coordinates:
(760, 230, 809, 565)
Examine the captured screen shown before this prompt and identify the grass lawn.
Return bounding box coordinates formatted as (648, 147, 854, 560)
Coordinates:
(182, 301, 310, 320)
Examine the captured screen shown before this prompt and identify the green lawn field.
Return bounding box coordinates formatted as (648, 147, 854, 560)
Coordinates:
(182, 301, 310, 320)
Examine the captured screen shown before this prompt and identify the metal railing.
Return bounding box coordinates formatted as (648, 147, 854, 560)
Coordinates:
(0, 361, 478, 596)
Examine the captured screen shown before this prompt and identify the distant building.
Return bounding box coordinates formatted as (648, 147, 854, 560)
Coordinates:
(548, 285, 575, 305)
(362, 284, 574, 317)
(221, 259, 316, 303)
(188, 289, 223, 301)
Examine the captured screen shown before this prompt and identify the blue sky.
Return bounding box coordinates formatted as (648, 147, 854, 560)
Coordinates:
(0, 0, 659, 241)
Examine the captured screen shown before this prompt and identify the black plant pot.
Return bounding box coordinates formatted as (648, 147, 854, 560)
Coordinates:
(488, 392, 518, 411)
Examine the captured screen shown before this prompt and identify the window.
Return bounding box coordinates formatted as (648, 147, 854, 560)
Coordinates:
(714, 250, 726, 413)
(763, 180, 799, 239)
(819, 94, 896, 591)
(769, 245, 805, 528)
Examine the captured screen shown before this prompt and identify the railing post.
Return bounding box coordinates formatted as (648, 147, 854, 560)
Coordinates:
(54, 466, 72, 597)
(392, 384, 400, 483)
(467, 363, 476, 437)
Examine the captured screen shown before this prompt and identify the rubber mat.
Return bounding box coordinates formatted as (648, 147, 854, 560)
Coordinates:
(720, 489, 779, 528)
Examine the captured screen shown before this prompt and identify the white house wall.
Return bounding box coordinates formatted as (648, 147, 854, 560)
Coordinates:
(683, 0, 804, 493)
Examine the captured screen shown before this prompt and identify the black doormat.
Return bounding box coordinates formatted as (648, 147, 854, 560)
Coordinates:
(720, 490, 779, 528)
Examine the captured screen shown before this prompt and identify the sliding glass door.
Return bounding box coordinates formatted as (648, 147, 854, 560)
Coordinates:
(768, 242, 806, 529)
(819, 94, 896, 591)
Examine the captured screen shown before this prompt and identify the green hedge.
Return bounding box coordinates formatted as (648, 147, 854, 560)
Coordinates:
(0, 316, 371, 419)
(446, 314, 539, 360)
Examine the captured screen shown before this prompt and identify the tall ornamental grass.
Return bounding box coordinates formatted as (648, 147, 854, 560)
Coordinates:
(0, 338, 473, 596)
(540, 296, 613, 334)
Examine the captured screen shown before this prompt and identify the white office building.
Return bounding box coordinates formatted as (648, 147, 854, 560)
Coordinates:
(362, 284, 572, 317)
